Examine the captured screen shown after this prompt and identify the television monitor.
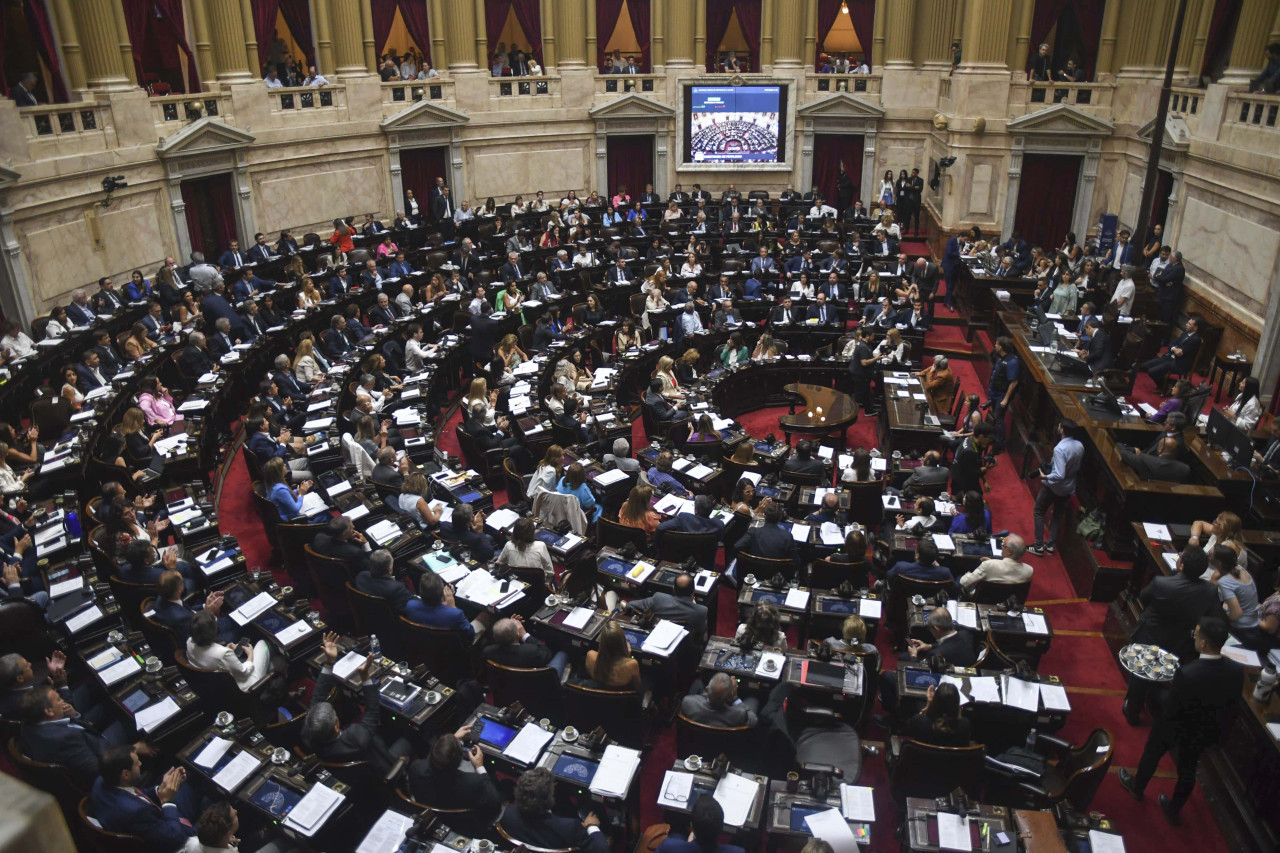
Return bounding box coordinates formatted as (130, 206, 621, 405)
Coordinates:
(684, 86, 787, 164)
(1208, 408, 1254, 465)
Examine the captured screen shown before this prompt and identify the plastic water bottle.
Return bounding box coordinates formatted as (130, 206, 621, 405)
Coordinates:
(66, 510, 81, 540)
(1254, 666, 1277, 702)
(369, 634, 381, 656)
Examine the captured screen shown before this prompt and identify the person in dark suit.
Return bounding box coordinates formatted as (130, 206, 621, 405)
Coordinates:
(1101, 230, 1135, 273)
(468, 304, 498, 368)
(66, 290, 97, 326)
(151, 570, 236, 643)
(941, 230, 963, 309)
(0, 651, 99, 724)
(314, 517, 372, 574)
(913, 257, 941, 316)
(431, 186, 454, 221)
(1151, 251, 1186, 325)
(680, 672, 759, 727)
(90, 746, 200, 850)
(371, 446, 406, 490)
(621, 573, 709, 639)
(885, 539, 955, 588)
(416, 570, 486, 642)
(302, 631, 413, 775)
(1121, 546, 1219, 724)
(327, 265, 355, 298)
(368, 293, 397, 328)
(806, 291, 837, 325)
(500, 768, 608, 853)
(90, 330, 124, 376)
(1141, 316, 1201, 388)
(903, 451, 950, 491)
(178, 332, 215, 379)
(75, 350, 109, 390)
(1119, 616, 1244, 823)
(655, 495, 725, 547)
(769, 296, 797, 325)
(207, 317, 237, 357)
(658, 796, 746, 853)
(19, 684, 146, 787)
(483, 615, 569, 674)
(216, 240, 247, 272)
(1120, 436, 1191, 483)
(200, 283, 247, 338)
(232, 268, 273, 303)
(408, 726, 504, 835)
(644, 378, 690, 422)
(900, 297, 930, 331)
(1077, 318, 1112, 376)
(247, 232, 276, 263)
(734, 502, 799, 564)
(10, 72, 39, 107)
(90, 277, 124, 315)
(354, 549, 426, 620)
(451, 503, 496, 562)
(877, 607, 977, 718)
(1000, 233, 1032, 274)
(848, 327, 879, 413)
(784, 440, 826, 477)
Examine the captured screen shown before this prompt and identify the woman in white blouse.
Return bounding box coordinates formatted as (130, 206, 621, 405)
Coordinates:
(680, 253, 703, 279)
(0, 446, 32, 495)
(292, 339, 324, 384)
(510, 195, 527, 215)
(878, 328, 909, 365)
(880, 211, 902, 240)
(653, 355, 684, 400)
(60, 366, 85, 411)
(528, 446, 565, 503)
(663, 202, 682, 222)
(643, 288, 670, 330)
(462, 377, 497, 426)
(792, 273, 815, 300)
(1224, 377, 1262, 431)
(44, 307, 70, 339)
(297, 278, 322, 310)
(186, 611, 272, 692)
(497, 517, 553, 574)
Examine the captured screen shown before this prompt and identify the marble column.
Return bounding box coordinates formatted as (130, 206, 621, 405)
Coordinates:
(1096, 0, 1122, 77)
(952, 0, 967, 44)
(586, 0, 598, 68)
(773, 0, 805, 66)
(960, 0, 1014, 67)
(556, 0, 586, 67)
(109, 0, 137, 84)
(1272, 0, 1280, 42)
(329, 0, 370, 75)
(885, 0, 917, 68)
(437, 0, 476, 69)
(473, 0, 489, 68)
(651, 0, 666, 67)
(239, 0, 260, 75)
(207, 0, 253, 81)
(1174, 0, 1206, 78)
(429, 0, 449, 70)
(314, 0, 335, 74)
(540, 0, 557, 69)
(72, 0, 133, 90)
(1115, 0, 1161, 75)
(803, 0, 818, 67)
(1008, 0, 1035, 76)
(361, 0, 378, 72)
(666, 0, 695, 66)
(915, 0, 956, 69)
(872, 0, 887, 68)
(48, 0, 86, 93)
(1222, 0, 1280, 84)
(1184, 0, 1217, 83)
(694, 0, 706, 71)
(0, 212, 38, 328)
(760, 0, 775, 69)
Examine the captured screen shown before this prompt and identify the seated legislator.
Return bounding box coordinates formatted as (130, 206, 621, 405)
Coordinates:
(484, 616, 569, 675)
(91, 746, 200, 850)
(356, 549, 432, 621)
(19, 684, 147, 788)
(680, 672, 759, 727)
(1121, 436, 1191, 483)
(314, 516, 371, 573)
(415, 569, 488, 642)
(903, 682, 972, 747)
(958, 533, 1034, 589)
(886, 539, 955, 590)
(655, 494, 726, 545)
(185, 610, 273, 693)
(878, 607, 978, 717)
(620, 572, 709, 640)
(734, 501, 799, 563)
(618, 483, 662, 538)
(500, 768, 607, 853)
(151, 570, 237, 643)
(408, 726, 504, 831)
(584, 622, 642, 690)
(658, 796, 746, 853)
(1141, 316, 1201, 388)
(784, 440, 826, 477)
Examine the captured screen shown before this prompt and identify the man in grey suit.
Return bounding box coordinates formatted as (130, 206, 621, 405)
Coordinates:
(680, 673, 758, 727)
(902, 451, 950, 492)
(620, 573, 707, 640)
(603, 438, 641, 473)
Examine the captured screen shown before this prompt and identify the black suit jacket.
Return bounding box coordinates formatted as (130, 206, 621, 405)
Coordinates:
(432, 195, 454, 220)
(314, 532, 371, 573)
(950, 440, 983, 494)
(468, 314, 498, 362)
(1153, 262, 1186, 303)
(408, 763, 503, 833)
(310, 672, 401, 775)
(369, 305, 396, 327)
(1166, 330, 1201, 373)
(1120, 448, 1190, 483)
(355, 571, 415, 615)
(484, 636, 556, 668)
(784, 457, 826, 477)
(179, 345, 213, 379)
(19, 718, 105, 786)
(735, 523, 799, 563)
(1084, 330, 1112, 373)
(500, 806, 608, 853)
(1159, 656, 1244, 746)
(1133, 573, 1220, 657)
(933, 630, 979, 668)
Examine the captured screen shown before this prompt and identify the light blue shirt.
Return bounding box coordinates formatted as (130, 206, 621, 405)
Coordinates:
(1043, 436, 1084, 496)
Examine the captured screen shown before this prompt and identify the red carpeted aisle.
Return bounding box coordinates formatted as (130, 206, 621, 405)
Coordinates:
(214, 342, 1231, 852)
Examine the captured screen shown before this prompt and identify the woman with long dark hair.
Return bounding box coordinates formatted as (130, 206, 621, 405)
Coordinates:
(735, 603, 786, 648)
(904, 682, 971, 746)
(1225, 376, 1262, 430)
(949, 491, 992, 536)
(585, 622, 641, 689)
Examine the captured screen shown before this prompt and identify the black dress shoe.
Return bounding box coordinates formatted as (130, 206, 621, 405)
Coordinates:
(1117, 768, 1143, 801)
(1158, 794, 1180, 825)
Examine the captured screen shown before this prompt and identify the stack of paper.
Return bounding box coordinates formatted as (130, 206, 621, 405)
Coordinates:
(1002, 676, 1041, 712)
(275, 621, 312, 645)
(1142, 522, 1172, 541)
(562, 607, 595, 631)
(839, 783, 875, 821)
(589, 745, 641, 797)
(135, 696, 181, 732)
(100, 655, 142, 686)
(485, 507, 521, 531)
(1087, 831, 1126, 853)
(790, 523, 810, 543)
(230, 591, 276, 625)
(366, 519, 402, 545)
(686, 464, 714, 479)
(713, 773, 760, 827)
(65, 605, 105, 634)
(968, 676, 1001, 703)
(653, 495, 695, 516)
(859, 599, 882, 619)
(820, 522, 845, 546)
(193, 737, 233, 768)
(283, 783, 346, 836)
(804, 809, 860, 853)
(594, 468, 629, 486)
(937, 813, 971, 851)
(784, 588, 811, 610)
(332, 651, 368, 680)
(1022, 613, 1049, 634)
(502, 722, 553, 764)
(1039, 682, 1072, 712)
(212, 751, 262, 791)
(48, 577, 84, 598)
(641, 620, 689, 657)
(357, 810, 416, 853)
(626, 561, 658, 583)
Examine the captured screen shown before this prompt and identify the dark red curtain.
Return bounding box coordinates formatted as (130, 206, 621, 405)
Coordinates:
(397, 0, 433, 65)
(814, 0, 842, 70)
(510, 0, 543, 64)
(400, 146, 449, 208)
(627, 0, 651, 71)
(122, 0, 200, 93)
(734, 0, 761, 70)
(1012, 155, 1080, 253)
(278, 0, 315, 66)
(848, 0, 874, 66)
(22, 0, 69, 102)
(607, 136, 654, 203)
(182, 175, 238, 259)
(484, 0, 512, 63)
(371, 0, 398, 58)
(704, 0, 761, 71)
(813, 134, 862, 209)
(596, 0, 624, 70)
(704, 0, 735, 71)
(1029, 0, 1105, 78)
(250, 0, 281, 70)
(1203, 0, 1241, 77)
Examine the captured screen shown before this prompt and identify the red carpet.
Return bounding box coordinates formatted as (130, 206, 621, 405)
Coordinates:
(214, 354, 1231, 853)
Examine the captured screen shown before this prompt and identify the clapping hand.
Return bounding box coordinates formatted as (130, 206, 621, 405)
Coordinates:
(322, 631, 341, 663)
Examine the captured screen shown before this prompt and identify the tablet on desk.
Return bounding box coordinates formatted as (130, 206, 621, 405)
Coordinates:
(122, 687, 152, 713)
(752, 589, 785, 606)
(475, 718, 518, 750)
(622, 628, 647, 649)
(552, 753, 598, 785)
(819, 598, 858, 615)
(599, 557, 634, 578)
(801, 661, 847, 690)
(250, 780, 302, 818)
(789, 803, 828, 832)
(714, 649, 760, 673)
(905, 669, 942, 691)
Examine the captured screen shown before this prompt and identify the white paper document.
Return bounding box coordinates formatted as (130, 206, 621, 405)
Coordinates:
(754, 651, 787, 680)
(88, 647, 124, 669)
(784, 588, 811, 610)
(283, 783, 345, 835)
(298, 491, 328, 517)
(99, 655, 142, 686)
(932, 534, 956, 551)
(357, 810, 416, 853)
(563, 606, 595, 630)
(937, 813, 971, 851)
(1039, 682, 1072, 712)
(820, 522, 846, 546)
(230, 591, 276, 625)
(65, 605, 104, 634)
(135, 696, 181, 732)
(955, 605, 979, 630)
(713, 773, 760, 827)
(594, 468, 629, 486)
(212, 750, 262, 791)
(839, 783, 875, 821)
(968, 676, 1002, 703)
(502, 722, 554, 764)
(859, 598, 882, 619)
(1022, 613, 1049, 634)
(332, 650, 368, 680)
(642, 620, 688, 656)
(589, 744, 640, 797)
(686, 464, 714, 479)
(486, 507, 521, 530)
(193, 737, 234, 768)
(1221, 639, 1261, 667)
(1142, 522, 1172, 541)
(275, 620, 312, 645)
(805, 808, 860, 853)
(1003, 677, 1041, 712)
(49, 577, 84, 598)
(1088, 831, 1126, 853)
(790, 523, 810, 542)
(659, 770, 694, 807)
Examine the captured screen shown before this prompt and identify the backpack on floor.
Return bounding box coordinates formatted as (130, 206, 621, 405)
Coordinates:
(1076, 507, 1106, 545)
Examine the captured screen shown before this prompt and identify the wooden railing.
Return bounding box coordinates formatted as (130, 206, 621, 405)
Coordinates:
(1009, 81, 1114, 117)
(149, 93, 233, 136)
(381, 78, 455, 108)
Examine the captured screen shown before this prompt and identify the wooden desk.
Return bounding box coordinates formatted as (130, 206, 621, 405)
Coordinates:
(766, 779, 872, 847)
(779, 382, 859, 446)
(904, 799, 1016, 853)
(878, 380, 945, 456)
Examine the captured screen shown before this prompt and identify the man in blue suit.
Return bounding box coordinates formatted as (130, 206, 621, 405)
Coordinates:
(216, 239, 246, 272)
(91, 745, 200, 850)
(151, 570, 237, 642)
(733, 502, 799, 563)
(941, 229, 962, 309)
(1103, 229, 1135, 277)
(657, 796, 745, 853)
(416, 570, 486, 643)
(66, 289, 96, 326)
(75, 350, 109, 391)
(655, 495, 724, 547)
(19, 684, 146, 787)
(199, 282, 247, 338)
(232, 268, 274, 304)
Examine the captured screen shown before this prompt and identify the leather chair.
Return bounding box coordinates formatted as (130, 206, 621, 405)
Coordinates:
(78, 796, 149, 853)
(319, 753, 409, 796)
(655, 530, 719, 568)
(105, 574, 153, 622)
(845, 479, 886, 529)
(779, 469, 824, 488)
(263, 711, 309, 752)
(241, 445, 264, 484)
(637, 397, 675, 443)
(399, 617, 476, 687)
(736, 552, 799, 586)
(675, 713, 754, 770)
(494, 822, 576, 853)
(0, 599, 54, 662)
(563, 681, 647, 750)
(596, 516, 649, 552)
(9, 737, 89, 822)
(502, 457, 529, 506)
(885, 576, 955, 651)
(173, 648, 257, 721)
(138, 597, 182, 666)
(30, 396, 71, 442)
(887, 737, 985, 804)
(396, 788, 496, 839)
(788, 704, 863, 783)
(808, 557, 870, 590)
(345, 581, 407, 661)
(968, 579, 1032, 606)
(486, 660, 565, 720)
(251, 482, 283, 560)
(304, 545, 356, 633)
(629, 293, 648, 317)
(454, 423, 506, 485)
(276, 521, 322, 594)
(985, 728, 1113, 811)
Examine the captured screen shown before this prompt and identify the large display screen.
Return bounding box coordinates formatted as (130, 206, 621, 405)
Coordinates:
(685, 85, 786, 164)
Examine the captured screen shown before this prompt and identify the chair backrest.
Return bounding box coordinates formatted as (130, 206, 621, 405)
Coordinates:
(494, 821, 578, 853)
(304, 545, 355, 632)
(562, 681, 645, 749)
(808, 558, 870, 590)
(241, 445, 264, 484)
(0, 599, 54, 662)
(656, 530, 719, 569)
(968, 579, 1032, 606)
(532, 490, 587, 536)
(779, 469, 825, 487)
(890, 737, 986, 802)
(276, 520, 322, 586)
(8, 737, 89, 808)
(503, 457, 529, 505)
(138, 597, 181, 666)
(737, 552, 798, 585)
(596, 516, 649, 552)
(251, 481, 282, 544)
(30, 396, 71, 440)
(1056, 728, 1112, 811)
(399, 617, 473, 686)
(675, 713, 754, 769)
(104, 574, 153, 621)
(341, 433, 375, 479)
(345, 581, 406, 660)
(79, 796, 149, 853)
(845, 479, 886, 528)
(486, 660, 562, 719)
(173, 648, 255, 718)
(263, 711, 309, 752)
(886, 576, 955, 648)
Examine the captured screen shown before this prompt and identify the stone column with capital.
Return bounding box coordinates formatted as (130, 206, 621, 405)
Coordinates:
(1096, 0, 1121, 77)
(540, 0, 557, 69)
(1114, 0, 1162, 76)
(208, 0, 254, 81)
(1007, 0, 1035, 77)
(109, 0, 138, 84)
(694, 1, 707, 71)
(48, 0, 87, 93)
(959, 0, 1015, 68)
(436, 0, 476, 70)
(239, 0, 260, 75)
(329, 0, 372, 76)
(558, 0, 587, 67)
(772, 0, 805, 66)
(884, 0, 918, 68)
(72, 0, 133, 90)
(666, 0, 695, 66)
(651, 0, 666, 67)
(1222, 0, 1280, 84)
(760, 0, 775, 68)
(586, 0, 598, 68)
(313, 0, 335, 74)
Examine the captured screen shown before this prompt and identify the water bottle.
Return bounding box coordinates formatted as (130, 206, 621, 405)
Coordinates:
(1254, 665, 1277, 702)
(66, 510, 81, 540)
(369, 634, 381, 657)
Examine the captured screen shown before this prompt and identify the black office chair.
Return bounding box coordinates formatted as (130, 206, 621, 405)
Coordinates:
(562, 681, 648, 750)
(78, 796, 149, 853)
(596, 516, 649, 552)
(655, 530, 719, 568)
(486, 660, 565, 720)
(399, 618, 476, 687)
(345, 581, 406, 660)
(888, 737, 985, 804)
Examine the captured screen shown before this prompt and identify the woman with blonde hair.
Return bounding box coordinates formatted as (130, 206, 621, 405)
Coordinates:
(497, 333, 528, 368)
(528, 445, 564, 502)
(292, 338, 324, 384)
(463, 376, 496, 426)
(643, 286, 670, 332)
(618, 483, 661, 537)
(119, 406, 161, 470)
(123, 322, 157, 360)
(879, 327, 909, 365)
(395, 472, 443, 529)
(554, 349, 592, 393)
(752, 332, 779, 361)
(653, 355, 683, 400)
(1189, 511, 1249, 572)
(297, 277, 322, 310)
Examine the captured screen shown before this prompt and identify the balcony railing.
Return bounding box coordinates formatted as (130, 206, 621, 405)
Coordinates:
(487, 75, 559, 105)
(20, 101, 112, 141)
(150, 93, 233, 137)
(805, 72, 882, 100)
(1226, 92, 1279, 131)
(595, 73, 661, 96)
(1009, 82, 1114, 118)
(269, 85, 343, 113)
(381, 79, 455, 108)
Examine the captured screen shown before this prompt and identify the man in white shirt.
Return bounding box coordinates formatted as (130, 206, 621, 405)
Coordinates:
(304, 66, 330, 86)
(809, 199, 837, 218)
(1, 323, 35, 359)
(572, 247, 596, 267)
(453, 200, 473, 225)
(1148, 245, 1171, 278)
(1110, 264, 1136, 316)
(417, 62, 439, 79)
(959, 533, 1034, 588)
(678, 303, 703, 336)
(263, 69, 283, 89)
(852, 57, 870, 73)
(395, 284, 416, 315)
(404, 324, 434, 373)
(531, 191, 549, 212)
(186, 252, 223, 293)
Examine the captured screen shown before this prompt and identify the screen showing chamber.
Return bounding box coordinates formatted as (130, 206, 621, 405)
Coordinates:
(686, 86, 785, 164)
(552, 754, 599, 785)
